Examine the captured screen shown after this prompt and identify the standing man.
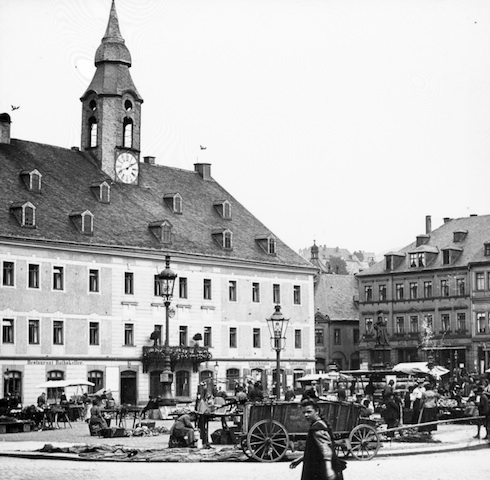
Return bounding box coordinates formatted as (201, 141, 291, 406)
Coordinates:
(474, 386, 489, 439)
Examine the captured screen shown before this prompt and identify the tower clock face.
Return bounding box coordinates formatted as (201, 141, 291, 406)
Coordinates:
(115, 152, 139, 184)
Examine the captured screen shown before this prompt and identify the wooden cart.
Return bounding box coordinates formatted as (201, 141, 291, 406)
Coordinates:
(239, 400, 380, 462)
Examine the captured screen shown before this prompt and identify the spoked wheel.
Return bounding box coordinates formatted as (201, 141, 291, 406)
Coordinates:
(334, 440, 350, 458)
(240, 435, 254, 458)
(348, 424, 380, 460)
(246, 419, 289, 462)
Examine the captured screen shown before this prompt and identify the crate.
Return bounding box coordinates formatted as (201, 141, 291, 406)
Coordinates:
(101, 427, 127, 438)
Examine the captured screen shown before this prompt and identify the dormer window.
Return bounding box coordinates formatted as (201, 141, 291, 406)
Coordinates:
(163, 193, 183, 214)
(484, 242, 490, 256)
(384, 252, 406, 271)
(19, 169, 42, 192)
(453, 230, 468, 243)
(123, 117, 133, 148)
(255, 234, 277, 255)
(409, 252, 425, 268)
(69, 210, 94, 235)
(90, 181, 111, 203)
(212, 228, 233, 250)
(10, 201, 36, 227)
(213, 200, 232, 220)
(149, 220, 173, 244)
(441, 246, 463, 265)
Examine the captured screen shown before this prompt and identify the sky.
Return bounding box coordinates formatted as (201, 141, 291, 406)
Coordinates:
(2, 0, 490, 258)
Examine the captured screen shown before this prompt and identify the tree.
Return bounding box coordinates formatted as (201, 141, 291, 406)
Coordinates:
(328, 256, 348, 275)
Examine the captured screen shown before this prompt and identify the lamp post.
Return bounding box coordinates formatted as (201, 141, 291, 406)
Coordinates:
(157, 255, 177, 405)
(266, 305, 289, 400)
(214, 361, 219, 388)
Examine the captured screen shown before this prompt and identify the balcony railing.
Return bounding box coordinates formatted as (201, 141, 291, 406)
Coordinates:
(142, 345, 212, 372)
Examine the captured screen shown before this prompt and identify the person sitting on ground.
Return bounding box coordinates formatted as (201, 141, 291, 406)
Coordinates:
(88, 397, 108, 435)
(170, 411, 197, 447)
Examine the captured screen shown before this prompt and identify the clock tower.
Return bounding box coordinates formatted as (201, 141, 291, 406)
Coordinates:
(80, 0, 143, 184)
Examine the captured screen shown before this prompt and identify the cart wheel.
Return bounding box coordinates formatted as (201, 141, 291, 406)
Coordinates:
(348, 424, 380, 461)
(246, 419, 289, 462)
(334, 441, 350, 458)
(240, 435, 254, 459)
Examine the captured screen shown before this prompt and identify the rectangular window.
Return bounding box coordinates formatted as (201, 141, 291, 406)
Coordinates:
(441, 279, 450, 297)
(2, 261, 14, 286)
(179, 325, 188, 346)
(2, 318, 14, 343)
(124, 272, 134, 295)
(124, 323, 134, 346)
(409, 253, 417, 267)
(457, 313, 466, 332)
(29, 319, 40, 344)
(89, 269, 99, 292)
(379, 285, 387, 301)
(477, 312, 486, 333)
(476, 272, 485, 291)
(273, 284, 281, 304)
(364, 286, 372, 302)
(154, 274, 162, 296)
(53, 266, 64, 291)
(409, 282, 418, 299)
(89, 322, 99, 345)
(253, 328, 261, 348)
(442, 250, 450, 265)
(204, 326, 212, 347)
(293, 285, 301, 305)
(53, 320, 64, 345)
(252, 282, 260, 303)
(424, 281, 432, 298)
(179, 277, 188, 299)
(457, 278, 465, 296)
(396, 316, 405, 334)
(333, 328, 340, 345)
(424, 314, 433, 331)
(295, 329, 302, 348)
(365, 318, 373, 334)
(353, 328, 360, 344)
(395, 283, 404, 300)
(417, 253, 425, 267)
(28, 264, 40, 289)
(229, 327, 237, 348)
(410, 315, 419, 333)
(441, 314, 450, 332)
(315, 328, 324, 346)
(229, 280, 237, 302)
(203, 279, 212, 300)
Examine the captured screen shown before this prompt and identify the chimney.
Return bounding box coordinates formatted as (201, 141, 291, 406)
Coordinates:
(0, 113, 11, 144)
(443, 217, 452, 224)
(425, 215, 431, 234)
(143, 156, 156, 165)
(470, 214, 478, 217)
(194, 163, 211, 180)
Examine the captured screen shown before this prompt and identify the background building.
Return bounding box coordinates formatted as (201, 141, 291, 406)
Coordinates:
(0, 2, 316, 405)
(308, 243, 360, 373)
(357, 214, 490, 375)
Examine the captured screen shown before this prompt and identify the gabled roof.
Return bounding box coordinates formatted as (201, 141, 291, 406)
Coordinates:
(314, 274, 359, 321)
(0, 139, 313, 269)
(358, 215, 490, 276)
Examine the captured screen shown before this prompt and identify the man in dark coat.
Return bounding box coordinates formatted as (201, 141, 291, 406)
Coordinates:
(290, 399, 340, 480)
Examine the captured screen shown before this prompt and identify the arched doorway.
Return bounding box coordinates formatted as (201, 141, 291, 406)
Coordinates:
(120, 370, 137, 405)
(3, 370, 22, 400)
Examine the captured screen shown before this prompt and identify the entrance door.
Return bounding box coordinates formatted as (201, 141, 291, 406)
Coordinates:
(120, 370, 137, 405)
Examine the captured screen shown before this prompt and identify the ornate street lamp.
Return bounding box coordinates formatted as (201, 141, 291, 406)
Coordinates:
(266, 305, 289, 400)
(156, 255, 177, 405)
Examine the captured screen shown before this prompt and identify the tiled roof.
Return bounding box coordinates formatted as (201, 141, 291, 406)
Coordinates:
(358, 215, 490, 276)
(0, 139, 313, 269)
(314, 274, 359, 320)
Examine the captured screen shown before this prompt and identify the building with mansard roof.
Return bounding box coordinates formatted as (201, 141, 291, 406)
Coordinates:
(357, 214, 490, 375)
(0, 1, 316, 406)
